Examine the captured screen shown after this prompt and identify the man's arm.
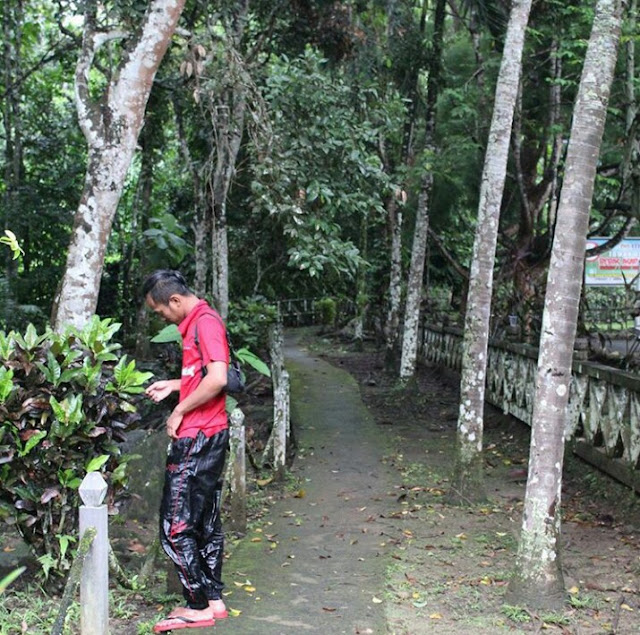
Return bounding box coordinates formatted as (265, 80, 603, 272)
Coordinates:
(165, 361, 227, 439)
(145, 379, 181, 403)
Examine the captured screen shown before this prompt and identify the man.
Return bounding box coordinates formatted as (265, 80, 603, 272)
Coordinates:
(143, 269, 229, 632)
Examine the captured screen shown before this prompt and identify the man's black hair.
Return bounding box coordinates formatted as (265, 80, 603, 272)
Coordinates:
(142, 270, 192, 305)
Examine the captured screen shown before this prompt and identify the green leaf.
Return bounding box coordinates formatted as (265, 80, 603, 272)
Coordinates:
(85, 454, 109, 473)
(0, 367, 14, 403)
(0, 566, 26, 594)
(19, 430, 47, 457)
(225, 395, 238, 413)
(150, 324, 182, 344)
(236, 348, 271, 377)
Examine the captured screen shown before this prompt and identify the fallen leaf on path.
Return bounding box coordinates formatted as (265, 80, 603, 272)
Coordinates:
(322, 607, 337, 612)
(429, 613, 443, 619)
(127, 540, 146, 555)
(229, 608, 241, 617)
(372, 596, 383, 604)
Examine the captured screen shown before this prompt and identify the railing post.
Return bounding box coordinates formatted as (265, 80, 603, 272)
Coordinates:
(273, 369, 290, 476)
(228, 407, 247, 533)
(78, 472, 109, 634)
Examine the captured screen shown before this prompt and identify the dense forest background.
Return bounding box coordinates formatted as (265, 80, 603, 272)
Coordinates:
(2, 0, 636, 352)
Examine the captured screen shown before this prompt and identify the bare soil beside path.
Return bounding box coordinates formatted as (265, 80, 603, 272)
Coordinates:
(317, 337, 640, 635)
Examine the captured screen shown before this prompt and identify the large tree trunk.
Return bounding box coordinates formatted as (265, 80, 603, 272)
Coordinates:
(398, 0, 446, 381)
(506, 0, 622, 610)
(53, 0, 186, 330)
(450, 0, 533, 504)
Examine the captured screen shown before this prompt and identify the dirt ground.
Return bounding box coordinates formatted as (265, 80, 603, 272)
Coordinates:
(320, 341, 640, 634)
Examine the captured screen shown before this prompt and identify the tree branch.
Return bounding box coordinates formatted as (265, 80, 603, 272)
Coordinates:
(74, 27, 128, 144)
(427, 227, 469, 280)
(585, 216, 636, 257)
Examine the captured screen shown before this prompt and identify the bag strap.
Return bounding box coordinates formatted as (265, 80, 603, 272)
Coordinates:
(193, 312, 234, 373)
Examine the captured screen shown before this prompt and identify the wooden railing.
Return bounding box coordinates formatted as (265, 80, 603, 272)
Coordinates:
(420, 324, 640, 492)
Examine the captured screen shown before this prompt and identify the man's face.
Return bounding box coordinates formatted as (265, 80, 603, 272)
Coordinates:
(146, 296, 183, 324)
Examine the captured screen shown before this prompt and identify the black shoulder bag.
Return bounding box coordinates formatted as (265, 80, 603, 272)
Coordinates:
(194, 313, 245, 394)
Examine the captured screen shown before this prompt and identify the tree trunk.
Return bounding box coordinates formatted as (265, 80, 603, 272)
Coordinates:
(173, 94, 208, 297)
(2, 0, 24, 279)
(384, 194, 403, 368)
(53, 0, 186, 330)
(450, 0, 533, 504)
(506, 0, 622, 610)
(399, 0, 446, 381)
(354, 212, 369, 351)
(399, 173, 431, 380)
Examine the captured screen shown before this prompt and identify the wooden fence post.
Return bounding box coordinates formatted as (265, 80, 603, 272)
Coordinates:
(78, 472, 109, 634)
(228, 407, 246, 533)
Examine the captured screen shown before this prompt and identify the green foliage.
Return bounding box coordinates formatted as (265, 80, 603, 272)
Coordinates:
(0, 567, 26, 594)
(227, 298, 279, 352)
(150, 324, 181, 344)
(235, 348, 271, 377)
(0, 316, 153, 583)
(316, 297, 337, 326)
(0, 230, 24, 260)
(142, 213, 189, 266)
(245, 47, 401, 298)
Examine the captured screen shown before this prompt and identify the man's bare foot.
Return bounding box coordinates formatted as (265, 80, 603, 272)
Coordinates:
(208, 599, 228, 618)
(153, 607, 216, 632)
(168, 605, 215, 621)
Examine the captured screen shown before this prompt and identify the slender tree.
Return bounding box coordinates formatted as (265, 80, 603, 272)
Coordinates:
(399, 0, 447, 380)
(506, 0, 622, 609)
(53, 0, 186, 330)
(449, 0, 533, 502)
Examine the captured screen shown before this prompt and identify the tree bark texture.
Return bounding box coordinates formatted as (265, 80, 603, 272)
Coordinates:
(2, 0, 24, 279)
(399, 0, 446, 381)
(507, 0, 622, 610)
(53, 0, 186, 330)
(451, 0, 533, 503)
(384, 195, 403, 367)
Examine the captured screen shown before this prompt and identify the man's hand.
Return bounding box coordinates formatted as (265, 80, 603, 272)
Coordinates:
(165, 409, 184, 440)
(145, 379, 181, 403)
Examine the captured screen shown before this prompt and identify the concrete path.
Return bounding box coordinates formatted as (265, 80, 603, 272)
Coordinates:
(215, 339, 396, 634)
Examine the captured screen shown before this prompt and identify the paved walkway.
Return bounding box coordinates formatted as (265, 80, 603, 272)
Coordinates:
(215, 339, 396, 634)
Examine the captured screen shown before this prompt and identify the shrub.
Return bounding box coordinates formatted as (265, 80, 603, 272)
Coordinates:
(0, 317, 152, 583)
(316, 297, 336, 326)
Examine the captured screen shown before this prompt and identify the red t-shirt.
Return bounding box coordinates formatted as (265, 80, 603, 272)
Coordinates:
(177, 300, 229, 438)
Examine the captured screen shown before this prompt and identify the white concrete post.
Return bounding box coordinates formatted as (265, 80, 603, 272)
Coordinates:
(229, 408, 246, 532)
(78, 472, 109, 634)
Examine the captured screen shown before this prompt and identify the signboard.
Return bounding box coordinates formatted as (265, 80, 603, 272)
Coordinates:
(585, 237, 640, 286)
